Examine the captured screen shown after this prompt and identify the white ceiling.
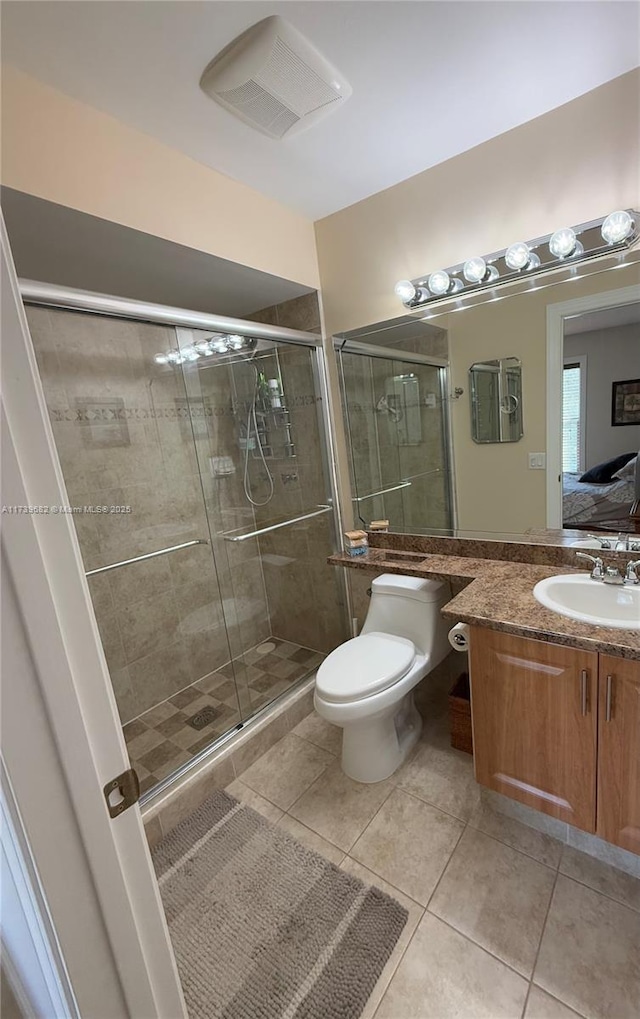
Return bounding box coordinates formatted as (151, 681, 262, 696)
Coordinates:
(2, 1, 639, 219)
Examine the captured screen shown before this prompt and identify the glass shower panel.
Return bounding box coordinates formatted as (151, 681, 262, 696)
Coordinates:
(25, 306, 246, 795)
(179, 330, 348, 717)
(340, 350, 453, 534)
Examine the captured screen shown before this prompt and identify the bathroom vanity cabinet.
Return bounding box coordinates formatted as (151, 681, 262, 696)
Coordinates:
(469, 628, 640, 855)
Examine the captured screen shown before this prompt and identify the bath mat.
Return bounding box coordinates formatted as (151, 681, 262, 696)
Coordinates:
(152, 789, 408, 1019)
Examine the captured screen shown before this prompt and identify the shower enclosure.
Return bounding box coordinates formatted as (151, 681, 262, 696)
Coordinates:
(23, 284, 347, 798)
(338, 342, 454, 533)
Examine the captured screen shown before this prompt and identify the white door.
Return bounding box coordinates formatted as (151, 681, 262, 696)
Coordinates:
(1, 217, 187, 1017)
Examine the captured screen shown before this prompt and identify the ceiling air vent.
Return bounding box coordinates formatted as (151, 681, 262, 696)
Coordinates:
(200, 16, 352, 139)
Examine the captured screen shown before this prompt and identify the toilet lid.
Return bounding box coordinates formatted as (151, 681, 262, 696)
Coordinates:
(316, 632, 415, 703)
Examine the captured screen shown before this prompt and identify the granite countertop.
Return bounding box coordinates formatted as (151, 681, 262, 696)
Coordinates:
(329, 548, 640, 661)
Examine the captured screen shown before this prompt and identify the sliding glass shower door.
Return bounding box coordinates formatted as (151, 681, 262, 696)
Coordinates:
(25, 297, 346, 798)
(178, 328, 347, 719)
(339, 348, 453, 534)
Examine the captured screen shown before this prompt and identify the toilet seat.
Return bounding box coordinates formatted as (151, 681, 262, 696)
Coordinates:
(316, 632, 415, 703)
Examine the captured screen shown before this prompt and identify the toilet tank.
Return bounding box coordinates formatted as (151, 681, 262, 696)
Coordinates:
(361, 573, 451, 658)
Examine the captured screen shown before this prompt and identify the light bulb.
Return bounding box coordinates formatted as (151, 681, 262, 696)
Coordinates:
(428, 270, 451, 296)
(394, 279, 416, 302)
(227, 334, 245, 350)
(506, 242, 528, 270)
(180, 346, 200, 361)
(166, 350, 183, 364)
(211, 338, 229, 353)
(601, 210, 634, 245)
(194, 340, 213, 355)
(154, 353, 169, 364)
(549, 227, 581, 259)
(463, 257, 487, 283)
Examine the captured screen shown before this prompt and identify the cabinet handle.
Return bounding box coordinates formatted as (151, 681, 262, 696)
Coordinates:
(605, 674, 613, 722)
(580, 670, 589, 716)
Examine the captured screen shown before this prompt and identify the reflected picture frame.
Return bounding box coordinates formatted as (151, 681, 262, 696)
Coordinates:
(611, 378, 640, 427)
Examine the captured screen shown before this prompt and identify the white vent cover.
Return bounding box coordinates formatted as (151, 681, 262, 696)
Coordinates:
(200, 16, 352, 139)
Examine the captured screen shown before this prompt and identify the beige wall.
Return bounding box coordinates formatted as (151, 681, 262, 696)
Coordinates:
(1, 66, 319, 288)
(315, 70, 640, 337)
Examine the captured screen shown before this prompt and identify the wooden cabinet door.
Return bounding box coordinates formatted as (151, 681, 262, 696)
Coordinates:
(597, 655, 640, 855)
(470, 627, 598, 832)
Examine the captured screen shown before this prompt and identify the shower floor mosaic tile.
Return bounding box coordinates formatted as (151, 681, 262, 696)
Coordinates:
(123, 638, 323, 794)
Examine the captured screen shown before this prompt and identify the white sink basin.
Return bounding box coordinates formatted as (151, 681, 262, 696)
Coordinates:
(533, 574, 640, 630)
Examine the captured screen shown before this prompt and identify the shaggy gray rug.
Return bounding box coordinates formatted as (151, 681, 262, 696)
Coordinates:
(152, 790, 408, 1019)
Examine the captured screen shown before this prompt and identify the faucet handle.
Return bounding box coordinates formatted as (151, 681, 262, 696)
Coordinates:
(624, 559, 640, 584)
(575, 551, 604, 579)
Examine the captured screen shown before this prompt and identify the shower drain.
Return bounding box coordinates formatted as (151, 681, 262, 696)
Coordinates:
(256, 641, 276, 655)
(187, 705, 219, 730)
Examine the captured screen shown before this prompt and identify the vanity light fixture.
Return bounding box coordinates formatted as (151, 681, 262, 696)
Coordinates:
(394, 208, 639, 310)
(154, 334, 257, 367)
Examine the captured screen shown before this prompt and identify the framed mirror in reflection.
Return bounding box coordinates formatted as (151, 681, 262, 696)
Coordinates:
(469, 357, 523, 444)
(336, 258, 640, 545)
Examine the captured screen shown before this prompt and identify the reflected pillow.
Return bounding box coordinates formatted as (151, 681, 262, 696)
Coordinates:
(612, 454, 638, 482)
(579, 451, 637, 484)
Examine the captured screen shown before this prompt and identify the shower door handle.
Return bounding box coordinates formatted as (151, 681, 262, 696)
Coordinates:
(222, 505, 332, 542)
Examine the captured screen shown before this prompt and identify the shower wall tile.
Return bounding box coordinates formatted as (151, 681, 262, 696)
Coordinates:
(107, 554, 173, 607)
(128, 641, 192, 715)
(116, 591, 181, 662)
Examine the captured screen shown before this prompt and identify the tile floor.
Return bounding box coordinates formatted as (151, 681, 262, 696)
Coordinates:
(123, 637, 323, 793)
(226, 672, 640, 1019)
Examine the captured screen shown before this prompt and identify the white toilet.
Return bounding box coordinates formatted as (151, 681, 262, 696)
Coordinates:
(314, 573, 451, 783)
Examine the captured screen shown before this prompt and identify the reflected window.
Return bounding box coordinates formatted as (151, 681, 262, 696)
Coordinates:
(562, 358, 586, 472)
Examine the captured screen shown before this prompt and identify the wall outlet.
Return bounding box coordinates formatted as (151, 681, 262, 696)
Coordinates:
(528, 452, 546, 469)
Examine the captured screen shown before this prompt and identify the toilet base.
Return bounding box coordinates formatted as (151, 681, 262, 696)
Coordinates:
(341, 693, 422, 784)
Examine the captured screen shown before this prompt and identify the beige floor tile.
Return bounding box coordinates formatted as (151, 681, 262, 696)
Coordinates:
(429, 827, 556, 976)
(240, 734, 332, 810)
(397, 740, 481, 820)
(339, 857, 424, 1019)
(289, 760, 394, 852)
(375, 912, 529, 1019)
(559, 845, 640, 912)
(277, 814, 345, 865)
(525, 985, 584, 1019)
(292, 710, 343, 755)
(225, 778, 284, 823)
(127, 726, 166, 759)
(350, 789, 463, 905)
(469, 801, 563, 869)
(535, 874, 640, 1019)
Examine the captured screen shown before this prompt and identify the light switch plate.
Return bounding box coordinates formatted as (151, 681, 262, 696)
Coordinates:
(528, 452, 546, 469)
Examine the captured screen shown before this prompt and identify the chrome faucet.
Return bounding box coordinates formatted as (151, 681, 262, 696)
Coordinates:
(575, 552, 605, 579)
(625, 560, 640, 585)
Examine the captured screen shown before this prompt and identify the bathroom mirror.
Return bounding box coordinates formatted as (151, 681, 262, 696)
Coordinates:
(469, 357, 523, 443)
(336, 256, 640, 541)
